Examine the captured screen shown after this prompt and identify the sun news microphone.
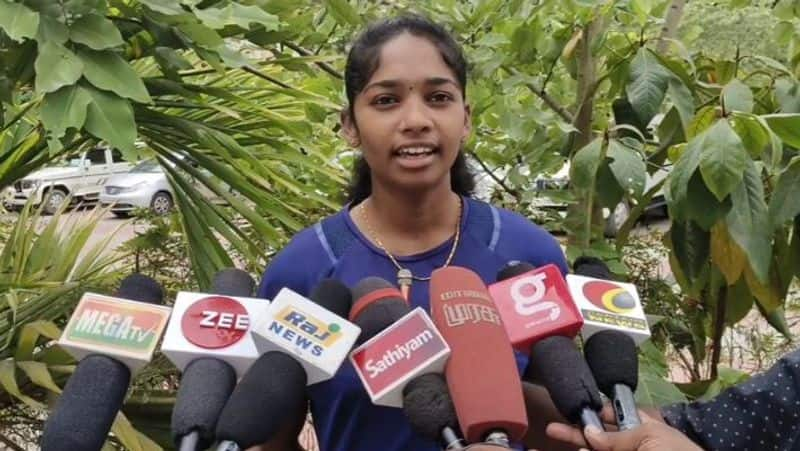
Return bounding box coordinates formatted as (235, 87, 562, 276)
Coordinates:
(403, 373, 465, 450)
(584, 329, 641, 430)
(567, 256, 651, 344)
(528, 335, 604, 431)
(169, 268, 255, 451)
(42, 274, 171, 451)
(430, 266, 528, 446)
(490, 262, 583, 351)
(348, 277, 450, 407)
(216, 279, 357, 450)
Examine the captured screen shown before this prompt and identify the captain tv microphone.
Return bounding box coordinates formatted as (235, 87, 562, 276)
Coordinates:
(165, 268, 256, 451)
(215, 279, 360, 451)
(41, 274, 171, 451)
(492, 262, 604, 432)
(347, 277, 458, 447)
(430, 266, 528, 447)
(572, 256, 647, 430)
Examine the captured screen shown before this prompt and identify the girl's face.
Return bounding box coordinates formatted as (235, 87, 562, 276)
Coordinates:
(343, 33, 471, 195)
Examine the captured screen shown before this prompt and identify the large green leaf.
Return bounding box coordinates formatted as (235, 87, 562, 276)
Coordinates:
(69, 14, 125, 50)
(40, 84, 92, 140)
(729, 112, 769, 159)
(726, 160, 771, 283)
(710, 223, 747, 285)
(34, 42, 83, 94)
(0, 0, 39, 42)
(763, 114, 800, 148)
(606, 139, 646, 199)
(666, 77, 694, 131)
(666, 130, 705, 221)
(685, 171, 732, 230)
(570, 137, 603, 191)
(769, 156, 800, 227)
(36, 15, 68, 44)
(698, 119, 748, 202)
(78, 48, 152, 104)
(138, 0, 186, 15)
(625, 47, 671, 125)
(194, 3, 280, 30)
(84, 85, 136, 154)
(669, 220, 710, 290)
(775, 78, 800, 113)
(721, 79, 754, 114)
(324, 0, 361, 26)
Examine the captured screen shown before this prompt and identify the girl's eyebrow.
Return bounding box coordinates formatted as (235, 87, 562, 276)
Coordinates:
(363, 77, 459, 93)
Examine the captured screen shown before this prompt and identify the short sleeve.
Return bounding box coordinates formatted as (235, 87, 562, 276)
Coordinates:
(493, 208, 569, 276)
(256, 226, 334, 300)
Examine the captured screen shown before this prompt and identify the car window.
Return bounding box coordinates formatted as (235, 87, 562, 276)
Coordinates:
(111, 149, 126, 163)
(86, 149, 107, 165)
(131, 160, 163, 173)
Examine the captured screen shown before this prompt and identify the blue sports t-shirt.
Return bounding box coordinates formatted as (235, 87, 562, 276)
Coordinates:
(257, 196, 568, 451)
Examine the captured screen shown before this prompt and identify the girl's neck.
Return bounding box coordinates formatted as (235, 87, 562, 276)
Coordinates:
(363, 181, 461, 245)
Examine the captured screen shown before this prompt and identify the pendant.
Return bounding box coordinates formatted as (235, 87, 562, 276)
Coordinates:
(397, 268, 412, 302)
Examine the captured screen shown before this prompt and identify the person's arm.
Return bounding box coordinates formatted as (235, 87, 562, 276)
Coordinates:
(245, 402, 309, 451)
(521, 382, 583, 451)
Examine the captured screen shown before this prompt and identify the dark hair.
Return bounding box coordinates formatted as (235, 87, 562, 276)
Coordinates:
(343, 15, 475, 204)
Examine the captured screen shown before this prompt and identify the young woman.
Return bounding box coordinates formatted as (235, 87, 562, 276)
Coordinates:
(256, 15, 568, 451)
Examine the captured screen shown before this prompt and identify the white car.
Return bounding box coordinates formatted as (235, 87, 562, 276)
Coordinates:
(100, 160, 174, 217)
(6, 147, 132, 214)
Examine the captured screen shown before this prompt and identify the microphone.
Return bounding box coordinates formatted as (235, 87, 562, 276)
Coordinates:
(584, 329, 641, 430)
(430, 266, 528, 446)
(350, 276, 411, 344)
(527, 335, 605, 431)
(402, 373, 465, 450)
(250, 279, 359, 385)
(216, 279, 356, 450)
(566, 256, 651, 344)
(170, 268, 255, 451)
(348, 277, 450, 407)
(42, 274, 170, 451)
(489, 262, 584, 351)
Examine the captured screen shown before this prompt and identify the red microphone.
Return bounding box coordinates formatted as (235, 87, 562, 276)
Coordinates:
(488, 262, 583, 351)
(430, 266, 527, 446)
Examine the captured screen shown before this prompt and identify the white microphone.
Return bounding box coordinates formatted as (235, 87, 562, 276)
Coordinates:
(249, 286, 360, 385)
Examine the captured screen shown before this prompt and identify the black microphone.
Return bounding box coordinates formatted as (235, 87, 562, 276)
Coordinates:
(215, 279, 353, 451)
(41, 274, 164, 451)
(403, 373, 465, 450)
(172, 268, 255, 451)
(584, 330, 641, 430)
(527, 335, 605, 431)
(349, 276, 411, 344)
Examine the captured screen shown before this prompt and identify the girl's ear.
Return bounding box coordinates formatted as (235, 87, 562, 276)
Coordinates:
(340, 109, 361, 148)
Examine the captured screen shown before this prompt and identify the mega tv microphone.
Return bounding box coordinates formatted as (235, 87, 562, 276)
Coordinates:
(216, 279, 357, 450)
(42, 274, 171, 451)
(430, 266, 528, 446)
(584, 329, 641, 430)
(490, 262, 583, 351)
(403, 373, 465, 450)
(348, 277, 450, 407)
(567, 256, 651, 344)
(527, 335, 604, 431)
(170, 268, 255, 451)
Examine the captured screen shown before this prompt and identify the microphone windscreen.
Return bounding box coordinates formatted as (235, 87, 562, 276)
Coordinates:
(310, 278, 352, 318)
(430, 266, 528, 442)
(114, 273, 163, 304)
(351, 276, 395, 301)
(528, 335, 603, 424)
(171, 358, 237, 448)
(41, 355, 131, 451)
(572, 256, 612, 279)
(350, 276, 410, 344)
(496, 261, 536, 282)
(583, 330, 638, 394)
(402, 373, 459, 442)
(215, 351, 307, 448)
(212, 268, 255, 297)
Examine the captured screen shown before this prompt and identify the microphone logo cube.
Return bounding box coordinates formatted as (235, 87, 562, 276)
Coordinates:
(349, 308, 450, 408)
(60, 293, 172, 373)
(566, 275, 651, 344)
(488, 264, 583, 351)
(251, 288, 360, 385)
(161, 292, 265, 377)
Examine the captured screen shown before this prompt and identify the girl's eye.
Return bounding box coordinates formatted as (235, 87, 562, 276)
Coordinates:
(430, 92, 454, 103)
(373, 95, 397, 105)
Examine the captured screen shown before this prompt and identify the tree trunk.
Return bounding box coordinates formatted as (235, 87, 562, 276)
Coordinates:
(656, 0, 687, 54)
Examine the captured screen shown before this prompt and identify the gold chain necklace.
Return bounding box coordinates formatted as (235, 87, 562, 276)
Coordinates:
(359, 197, 462, 299)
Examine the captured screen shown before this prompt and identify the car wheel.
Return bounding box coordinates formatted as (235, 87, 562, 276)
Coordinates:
(604, 201, 631, 237)
(150, 191, 173, 215)
(43, 188, 68, 215)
